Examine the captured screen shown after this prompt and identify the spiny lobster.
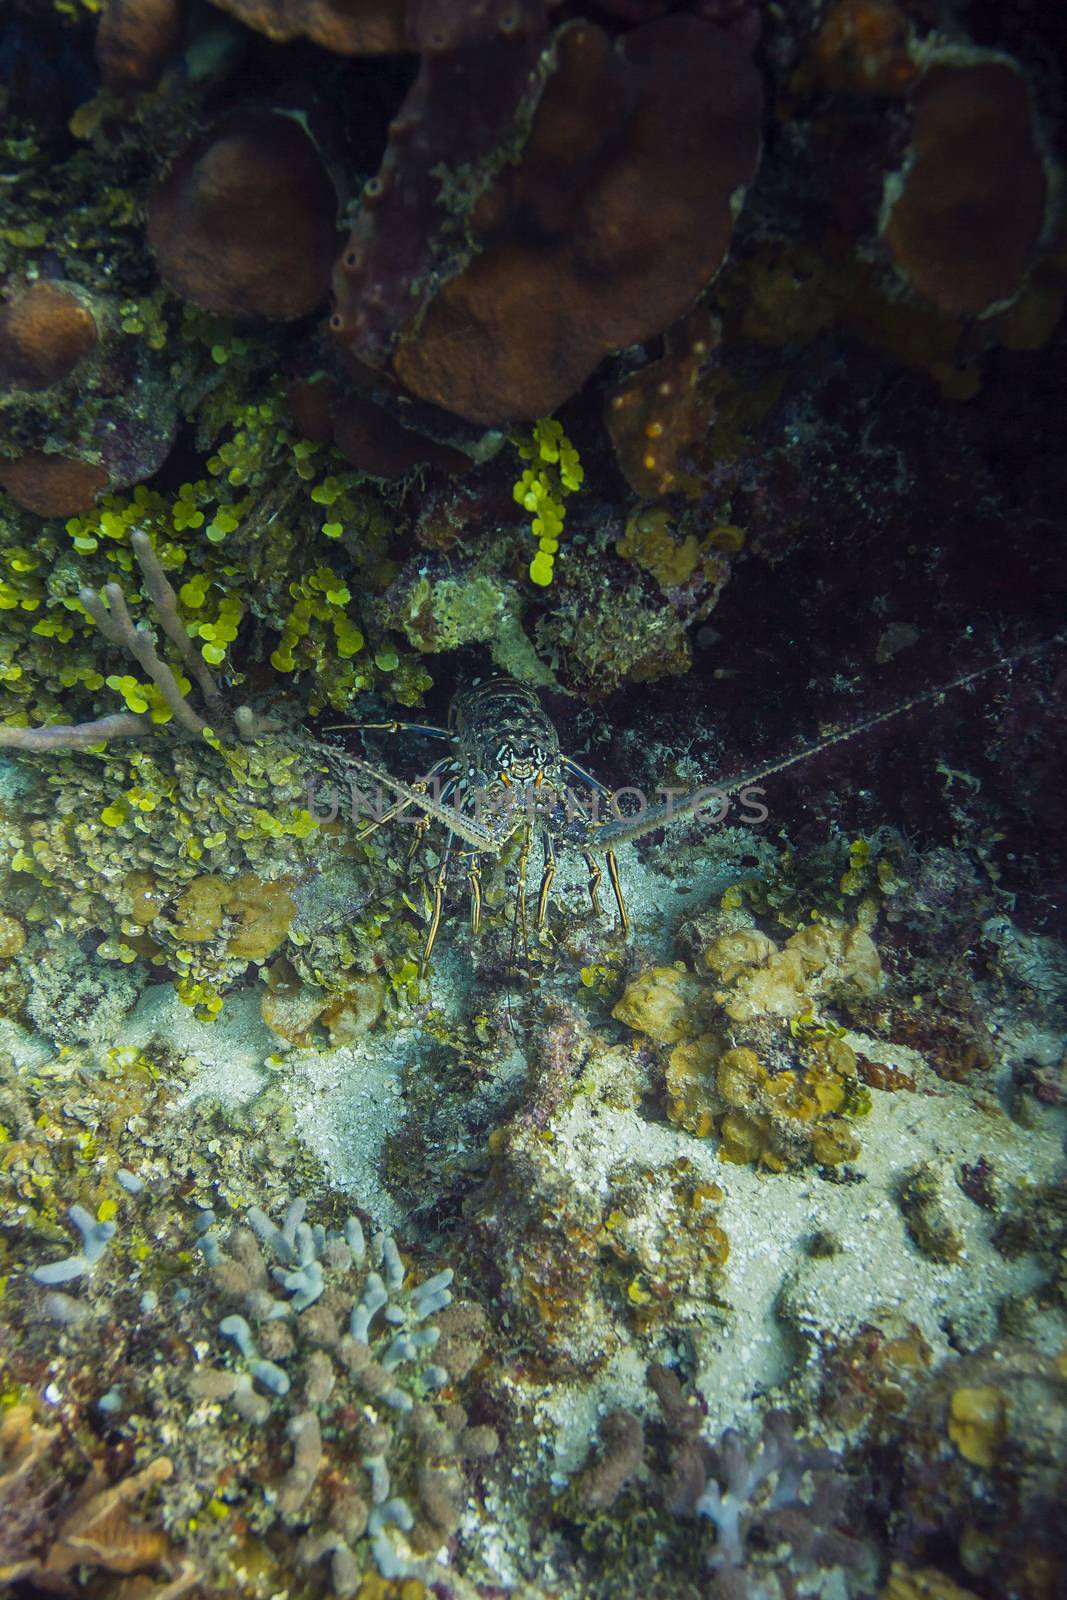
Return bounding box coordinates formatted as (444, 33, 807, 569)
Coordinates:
(326, 637, 1060, 978)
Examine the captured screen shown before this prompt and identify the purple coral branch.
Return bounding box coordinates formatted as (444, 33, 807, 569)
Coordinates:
(0, 712, 146, 750)
(129, 530, 224, 718)
(79, 578, 207, 736)
(0, 533, 264, 752)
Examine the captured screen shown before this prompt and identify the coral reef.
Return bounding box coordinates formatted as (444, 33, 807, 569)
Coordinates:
(380, 16, 763, 423)
(467, 1000, 730, 1371)
(0, 1046, 500, 1594)
(0, 3, 1064, 1600)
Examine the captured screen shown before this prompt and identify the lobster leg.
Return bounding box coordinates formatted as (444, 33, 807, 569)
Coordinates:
(417, 784, 483, 971)
(581, 848, 603, 917)
(467, 858, 482, 933)
(536, 830, 556, 928)
(515, 820, 534, 966)
(567, 768, 628, 931)
(421, 840, 456, 975)
(605, 848, 629, 935)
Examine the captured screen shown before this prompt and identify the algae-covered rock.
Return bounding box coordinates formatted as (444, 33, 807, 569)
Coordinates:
(899, 1162, 965, 1263)
(21, 935, 145, 1046)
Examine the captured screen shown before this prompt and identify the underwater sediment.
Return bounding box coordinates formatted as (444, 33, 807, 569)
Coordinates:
(1, 1, 1065, 1597)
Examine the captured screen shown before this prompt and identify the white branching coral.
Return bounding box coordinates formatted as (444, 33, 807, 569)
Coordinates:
(188, 1197, 498, 1590)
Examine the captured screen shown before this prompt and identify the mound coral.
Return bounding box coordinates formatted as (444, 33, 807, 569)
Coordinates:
(206, 0, 407, 52)
(95, 0, 185, 90)
(148, 114, 341, 320)
(339, 14, 762, 423)
(0, 453, 109, 518)
(0, 282, 98, 390)
(882, 59, 1048, 317)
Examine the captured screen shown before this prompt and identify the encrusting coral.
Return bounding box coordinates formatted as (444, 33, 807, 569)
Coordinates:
(604, 307, 720, 500)
(614, 913, 882, 1169)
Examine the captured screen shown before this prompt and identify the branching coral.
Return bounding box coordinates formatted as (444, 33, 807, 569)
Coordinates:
(688, 1402, 863, 1595)
(4, 1145, 500, 1596)
(188, 1199, 498, 1583)
(0, 529, 265, 749)
(566, 1365, 866, 1596)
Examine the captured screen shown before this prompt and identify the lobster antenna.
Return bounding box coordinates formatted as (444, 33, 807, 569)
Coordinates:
(594, 631, 1065, 849)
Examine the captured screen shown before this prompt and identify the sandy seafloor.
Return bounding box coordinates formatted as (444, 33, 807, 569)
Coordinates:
(3, 780, 1063, 1597)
